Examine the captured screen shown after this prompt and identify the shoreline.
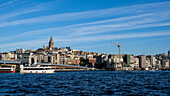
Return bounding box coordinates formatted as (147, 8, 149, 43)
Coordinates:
(15, 69, 170, 73)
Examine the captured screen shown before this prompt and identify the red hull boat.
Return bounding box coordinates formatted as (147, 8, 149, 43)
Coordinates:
(0, 65, 16, 73)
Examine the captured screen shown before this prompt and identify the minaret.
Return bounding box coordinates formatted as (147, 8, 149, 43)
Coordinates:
(49, 36, 54, 50)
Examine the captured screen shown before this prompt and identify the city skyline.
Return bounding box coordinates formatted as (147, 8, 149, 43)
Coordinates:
(0, 0, 170, 55)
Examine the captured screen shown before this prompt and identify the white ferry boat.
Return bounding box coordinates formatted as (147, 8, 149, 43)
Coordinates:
(20, 65, 55, 74)
(0, 65, 16, 73)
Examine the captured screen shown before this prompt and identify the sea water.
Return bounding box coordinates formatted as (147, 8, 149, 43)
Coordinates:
(0, 71, 169, 95)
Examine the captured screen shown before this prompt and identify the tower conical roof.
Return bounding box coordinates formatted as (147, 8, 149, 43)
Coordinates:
(50, 36, 54, 42)
(43, 44, 46, 50)
(49, 36, 54, 50)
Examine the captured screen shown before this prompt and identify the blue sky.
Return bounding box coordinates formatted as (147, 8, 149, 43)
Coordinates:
(0, 0, 170, 55)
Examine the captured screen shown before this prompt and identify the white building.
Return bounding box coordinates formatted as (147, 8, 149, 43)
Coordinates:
(86, 54, 93, 59)
(22, 53, 37, 66)
(130, 57, 139, 68)
(16, 49, 25, 54)
(2, 53, 17, 61)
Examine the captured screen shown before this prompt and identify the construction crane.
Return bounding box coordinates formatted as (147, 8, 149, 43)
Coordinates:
(111, 42, 122, 68)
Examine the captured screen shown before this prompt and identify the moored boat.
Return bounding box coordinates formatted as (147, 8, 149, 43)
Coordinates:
(20, 65, 55, 74)
(0, 65, 16, 73)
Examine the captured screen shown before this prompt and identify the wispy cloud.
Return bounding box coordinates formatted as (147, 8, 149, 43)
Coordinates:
(0, 12, 170, 42)
(0, 8, 43, 21)
(133, 37, 170, 44)
(69, 12, 170, 36)
(0, 31, 170, 51)
(0, 13, 153, 40)
(0, 40, 45, 50)
(0, 1, 13, 7)
(52, 31, 170, 42)
(0, 1, 170, 52)
(0, 1, 56, 21)
(69, 21, 170, 37)
(0, 1, 169, 27)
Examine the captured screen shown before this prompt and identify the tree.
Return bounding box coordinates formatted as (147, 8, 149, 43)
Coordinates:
(80, 57, 85, 66)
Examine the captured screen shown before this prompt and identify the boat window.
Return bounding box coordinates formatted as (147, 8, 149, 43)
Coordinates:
(23, 68, 46, 70)
(0, 69, 11, 71)
(45, 68, 52, 70)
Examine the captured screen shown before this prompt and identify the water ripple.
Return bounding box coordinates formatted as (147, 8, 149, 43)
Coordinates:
(0, 71, 169, 95)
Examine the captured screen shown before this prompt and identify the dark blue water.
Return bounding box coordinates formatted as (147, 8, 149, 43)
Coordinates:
(0, 71, 169, 96)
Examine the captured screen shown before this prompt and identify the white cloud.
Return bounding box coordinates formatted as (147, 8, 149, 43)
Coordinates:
(0, 12, 170, 42)
(0, 1, 13, 7)
(0, 31, 169, 51)
(0, 8, 43, 21)
(0, 0, 59, 21)
(0, 40, 45, 50)
(0, 1, 170, 27)
(53, 31, 170, 42)
(0, 1, 170, 52)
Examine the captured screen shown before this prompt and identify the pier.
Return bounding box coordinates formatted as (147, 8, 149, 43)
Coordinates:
(37, 63, 89, 71)
(0, 60, 89, 72)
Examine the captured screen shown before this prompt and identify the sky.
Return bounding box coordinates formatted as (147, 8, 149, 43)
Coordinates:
(0, 0, 170, 55)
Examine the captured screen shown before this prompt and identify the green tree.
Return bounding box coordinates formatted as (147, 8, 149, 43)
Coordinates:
(80, 57, 85, 66)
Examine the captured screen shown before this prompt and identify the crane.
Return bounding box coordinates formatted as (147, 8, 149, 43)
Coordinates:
(111, 42, 122, 68)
